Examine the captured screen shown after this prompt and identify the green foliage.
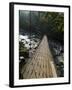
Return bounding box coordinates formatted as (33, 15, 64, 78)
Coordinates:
(19, 10, 64, 44)
(19, 41, 29, 58)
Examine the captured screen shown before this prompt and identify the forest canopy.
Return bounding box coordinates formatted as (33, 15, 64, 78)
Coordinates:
(19, 10, 64, 44)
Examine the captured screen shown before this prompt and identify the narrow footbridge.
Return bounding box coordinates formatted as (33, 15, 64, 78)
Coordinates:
(21, 35, 57, 79)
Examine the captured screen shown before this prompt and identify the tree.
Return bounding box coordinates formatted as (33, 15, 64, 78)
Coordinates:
(19, 10, 64, 44)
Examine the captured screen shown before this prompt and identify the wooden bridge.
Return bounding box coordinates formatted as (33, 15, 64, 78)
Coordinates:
(21, 35, 57, 79)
